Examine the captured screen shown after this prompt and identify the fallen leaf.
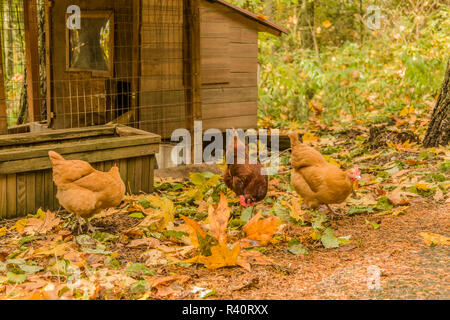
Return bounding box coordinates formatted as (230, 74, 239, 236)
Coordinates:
(141, 249, 168, 266)
(9, 219, 29, 233)
(23, 211, 61, 235)
(322, 20, 332, 28)
(243, 211, 280, 245)
(127, 237, 161, 249)
(186, 243, 240, 270)
(420, 232, 450, 246)
(0, 227, 6, 238)
(386, 187, 416, 206)
(208, 193, 230, 244)
(433, 188, 444, 201)
(180, 215, 207, 247)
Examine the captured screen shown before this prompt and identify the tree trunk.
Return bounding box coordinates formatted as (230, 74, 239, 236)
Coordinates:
(423, 60, 450, 147)
(299, 0, 315, 49)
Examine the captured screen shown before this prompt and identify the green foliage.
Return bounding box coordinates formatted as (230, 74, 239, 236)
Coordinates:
(230, 0, 450, 128)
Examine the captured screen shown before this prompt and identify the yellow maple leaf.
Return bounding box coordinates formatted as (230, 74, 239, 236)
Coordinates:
(208, 193, 230, 244)
(186, 243, 240, 270)
(180, 214, 207, 248)
(144, 195, 175, 230)
(322, 20, 332, 28)
(420, 232, 450, 246)
(0, 227, 6, 237)
(282, 197, 305, 222)
(9, 219, 29, 233)
(302, 131, 319, 142)
(399, 105, 414, 117)
(243, 211, 280, 245)
(415, 183, 433, 191)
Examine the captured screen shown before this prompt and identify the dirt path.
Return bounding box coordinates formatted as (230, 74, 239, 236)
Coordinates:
(169, 202, 449, 300)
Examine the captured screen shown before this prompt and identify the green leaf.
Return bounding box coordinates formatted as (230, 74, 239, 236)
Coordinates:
(105, 257, 121, 269)
(311, 211, 328, 231)
(347, 206, 375, 215)
(321, 228, 339, 249)
(241, 207, 254, 223)
(365, 219, 380, 230)
(19, 236, 35, 245)
(202, 288, 217, 299)
(130, 280, 151, 294)
(126, 263, 155, 279)
(20, 264, 44, 274)
(162, 230, 188, 241)
(288, 244, 310, 255)
(190, 173, 206, 186)
(376, 196, 393, 211)
(200, 171, 215, 179)
(128, 212, 146, 219)
(7, 271, 27, 284)
(139, 199, 151, 209)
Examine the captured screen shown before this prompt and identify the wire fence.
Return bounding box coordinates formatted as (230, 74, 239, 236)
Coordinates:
(1, 0, 193, 139)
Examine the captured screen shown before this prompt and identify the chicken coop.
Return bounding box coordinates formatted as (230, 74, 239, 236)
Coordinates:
(0, 0, 285, 218)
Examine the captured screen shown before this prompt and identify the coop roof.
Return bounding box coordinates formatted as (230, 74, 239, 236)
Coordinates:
(208, 0, 287, 36)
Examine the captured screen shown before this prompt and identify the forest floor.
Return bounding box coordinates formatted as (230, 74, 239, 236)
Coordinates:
(0, 118, 449, 300)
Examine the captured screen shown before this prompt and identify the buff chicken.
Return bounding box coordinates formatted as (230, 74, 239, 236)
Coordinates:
(48, 151, 125, 233)
(289, 132, 360, 214)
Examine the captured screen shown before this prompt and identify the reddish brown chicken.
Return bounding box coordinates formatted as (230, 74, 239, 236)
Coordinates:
(224, 133, 268, 207)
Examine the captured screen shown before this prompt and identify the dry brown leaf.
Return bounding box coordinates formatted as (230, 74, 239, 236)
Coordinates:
(127, 237, 161, 248)
(243, 211, 280, 245)
(149, 275, 190, 289)
(23, 211, 61, 235)
(32, 242, 74, 258)
(208, 192, 230, 244)
(433, 188, 444, 201)
(186, 243, 240, 270)
(386, 187, 417, 206)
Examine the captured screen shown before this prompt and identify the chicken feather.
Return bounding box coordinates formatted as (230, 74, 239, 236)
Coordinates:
(289, 132, 360, 211)
(48, 151, 125, 233)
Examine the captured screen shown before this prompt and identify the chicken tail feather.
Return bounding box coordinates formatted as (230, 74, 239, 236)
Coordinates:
(48, 151, 66, 165)
(288, 132, 301, 148)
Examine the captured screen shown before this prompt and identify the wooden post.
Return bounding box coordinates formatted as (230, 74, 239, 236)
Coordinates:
(131, 0, 141, 128)
(184, 0, 202, 132)
(0, 32, 7, 135)
(23, 0, 41, 122)
(45, 0, 53, 126)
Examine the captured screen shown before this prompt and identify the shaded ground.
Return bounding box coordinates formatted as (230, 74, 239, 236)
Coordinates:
(121, 201, 447, 300)
(0, 124, 448, 300)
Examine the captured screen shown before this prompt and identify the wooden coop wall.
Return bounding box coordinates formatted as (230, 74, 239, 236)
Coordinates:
(138, 0, 187, 139)
(0, 157, 154, 218)
(49, 0, 134, 129)
(199, 0, 259, 131)
(0, 125, 159, 218)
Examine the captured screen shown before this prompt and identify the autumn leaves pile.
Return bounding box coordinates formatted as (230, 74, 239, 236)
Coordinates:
(181, 193, 280, 270)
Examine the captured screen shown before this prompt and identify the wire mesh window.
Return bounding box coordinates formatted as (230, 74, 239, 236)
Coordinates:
(0, 0, 193, 139)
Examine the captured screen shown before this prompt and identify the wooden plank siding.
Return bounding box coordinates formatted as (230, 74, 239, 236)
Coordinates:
(139, 0, 186, 139)
(199, 0, 259, 131)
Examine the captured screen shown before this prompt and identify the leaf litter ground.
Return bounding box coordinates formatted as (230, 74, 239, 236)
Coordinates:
(0, 116, 449, 300)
